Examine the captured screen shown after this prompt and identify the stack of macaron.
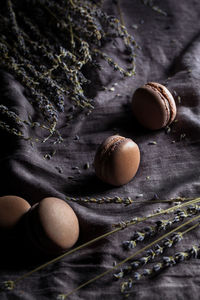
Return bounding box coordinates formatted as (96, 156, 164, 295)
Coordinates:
(0, 195, 79, 256)
(94, 82, 177, 186)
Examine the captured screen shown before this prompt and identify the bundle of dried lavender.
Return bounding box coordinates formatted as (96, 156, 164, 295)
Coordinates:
(0, 0, 137, 142)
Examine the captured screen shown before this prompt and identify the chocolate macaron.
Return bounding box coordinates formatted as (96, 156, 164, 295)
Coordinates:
(25, 197, 79, 255)
(132, 82, 177, 130)
(94, 135, 140, 186)
(0, 195, 31, 232)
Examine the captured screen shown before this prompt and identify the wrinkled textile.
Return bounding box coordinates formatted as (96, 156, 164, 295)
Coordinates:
(0, 0, 200, 299)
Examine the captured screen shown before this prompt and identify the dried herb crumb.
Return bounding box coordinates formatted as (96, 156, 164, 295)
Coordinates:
(136, 194, 143, 198)
(131, 24, 138, 30)
(165, 126, 171, 134)
(180, 133, 186, 140)
(55, 166, 63, 174)
(148, 141, 157, 145)
(84, 162, 90, 170)
(43, 154, 52, 160)
(109, 87, 115, 92)
(74, 135, 80, 141)
(72, 166, 79, 170)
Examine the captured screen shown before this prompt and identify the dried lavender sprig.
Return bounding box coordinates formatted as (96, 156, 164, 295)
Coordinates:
(20, 16, 88, 81)
(56, 216, 200, 299)
(43, 0, 136, 76)
(93, 48, 136, 77)
(38, 5, 94, 109)
(121, 239, 199, 294)
(68, 0, 102, 42)
(113, 197, 200, 229)
(0, 43, 58, 134)
(0, 46, 57, 137)
(115, 231, 184, 279)
(20, 14, 72, 65)
(40, 2, 92, 65)
(66, 195, 133, 205)
(4, 40, 66, 112)
(0, 280, 15, 292)
(67, 196, 194, 207)
(122, 204, 200, 250)
(114, 0, 137, 74)
(0, 120, 24, 138)
(0, 88, 48, 140)
(6, 0, 27, 54)
(21, 33, 92, 110)
(140, 0, 167, 16)
(25, 5, 93, 109)
(0, 104, 27, 126)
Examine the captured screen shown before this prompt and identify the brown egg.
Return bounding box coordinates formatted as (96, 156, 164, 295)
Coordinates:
(94, 135, 140, 186)
(0, 195, 31, 231)
(25, 197, 79, 255)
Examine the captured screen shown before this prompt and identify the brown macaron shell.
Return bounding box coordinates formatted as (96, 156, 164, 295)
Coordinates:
(0, 195, 31, 231)
(94, 135, 140, 186)
(25, 197, 79, 255)
(94, 135, 123, 182)
(132, 82, 177, 130)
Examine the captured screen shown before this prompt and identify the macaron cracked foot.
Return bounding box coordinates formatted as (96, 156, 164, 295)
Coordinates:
(94, 135, 140, 186)
(132, 82, 177, 130)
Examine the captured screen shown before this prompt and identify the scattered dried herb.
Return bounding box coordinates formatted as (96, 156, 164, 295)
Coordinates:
(141, 0, 167, 16)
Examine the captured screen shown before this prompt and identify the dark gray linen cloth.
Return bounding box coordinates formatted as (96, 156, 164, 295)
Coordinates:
(0, 0, 200, 299)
